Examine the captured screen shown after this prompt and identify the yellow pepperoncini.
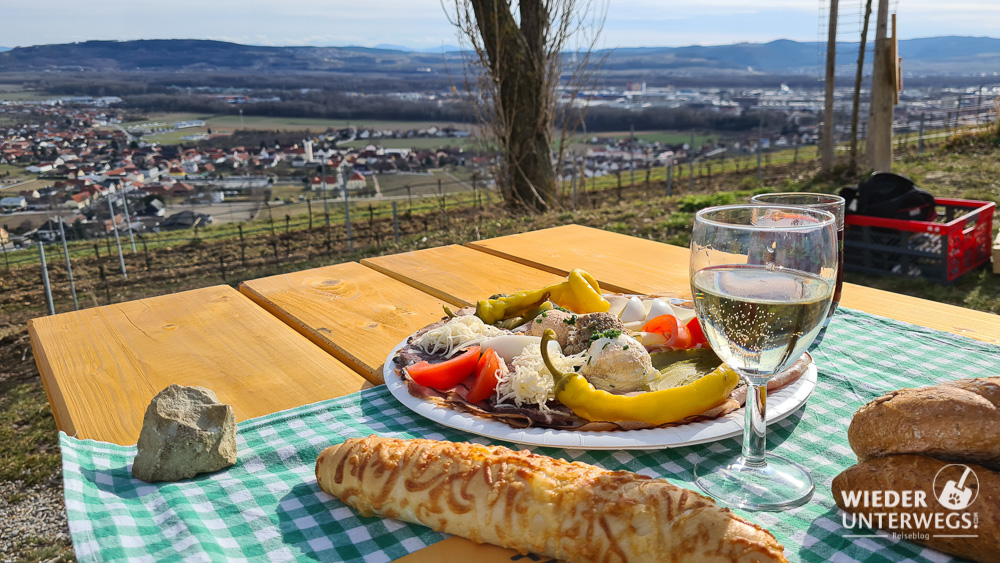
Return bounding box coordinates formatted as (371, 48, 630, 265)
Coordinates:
(475, 288, 551, 326)
(546, 269, 610, 314)
(539, 329, 739, 425)
(474, 269, 610, 325)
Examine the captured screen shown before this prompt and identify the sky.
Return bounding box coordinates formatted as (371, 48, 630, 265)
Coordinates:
(2, 0, 1000, 49)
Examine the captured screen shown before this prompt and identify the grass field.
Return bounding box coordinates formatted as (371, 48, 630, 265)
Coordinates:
(367, 166, 481, 197)
(340, 137, 476, 150)
(0, 163, 28, 178)
(0, 178, 51, 193)
(0, 91, 54, 101)
(136, 113, 474, 145)
(587, 130, 720, 147)
(205, 115, 470, 132)
(143, 128, 216, 144)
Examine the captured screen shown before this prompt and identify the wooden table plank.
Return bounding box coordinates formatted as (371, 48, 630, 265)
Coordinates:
(468, 224, 1000, 344)
(239, 262, 450, 383)
(362, 244, 566, 306)
(28, 285, 369, 446)
(467, 224, 691, 295)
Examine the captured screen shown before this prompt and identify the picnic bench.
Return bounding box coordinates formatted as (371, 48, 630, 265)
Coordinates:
(29, 224, 1000, 562)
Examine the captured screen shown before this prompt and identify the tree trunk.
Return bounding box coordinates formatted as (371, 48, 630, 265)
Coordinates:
(471, 0, 556, 210)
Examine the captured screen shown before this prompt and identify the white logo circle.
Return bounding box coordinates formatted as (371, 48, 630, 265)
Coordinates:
(933, 464, 979, 511)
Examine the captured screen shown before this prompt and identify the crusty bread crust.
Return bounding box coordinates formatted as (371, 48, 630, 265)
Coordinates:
(833, 455, 1000, 563)
(316, 436, 787, 563)
(848, 377, 1000, 471)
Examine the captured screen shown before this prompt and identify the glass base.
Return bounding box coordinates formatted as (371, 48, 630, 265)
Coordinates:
(694, 453, 814, 511)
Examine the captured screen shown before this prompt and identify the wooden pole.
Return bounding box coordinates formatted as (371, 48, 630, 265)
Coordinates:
(757, 112, 764, 179)
(688, 130, 695, 192)
(850, 0, 874, 174)
(868, 0, 894, 171)
(918, 113, 925, 153)
(392, 201, 399, 243)
(821, 0, 839, 173)
(238, 224, 246, 266)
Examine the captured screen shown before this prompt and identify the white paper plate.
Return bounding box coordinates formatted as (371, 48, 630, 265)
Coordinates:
(383, 338, 817, 451)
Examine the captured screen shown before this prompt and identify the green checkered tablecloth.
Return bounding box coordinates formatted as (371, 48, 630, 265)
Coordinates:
(60, 306, 1000, 562)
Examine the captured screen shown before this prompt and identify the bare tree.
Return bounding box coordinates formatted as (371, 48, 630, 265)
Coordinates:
(445, 0, 606, 211)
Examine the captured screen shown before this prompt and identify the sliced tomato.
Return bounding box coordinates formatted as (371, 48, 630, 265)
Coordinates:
(642, 314, 693, 349)
(685, 316, 708, 347)
(406, 346, 481, 390)
(467, 348, 503, 403)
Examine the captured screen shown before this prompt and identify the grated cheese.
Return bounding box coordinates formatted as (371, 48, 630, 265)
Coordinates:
(414, 315, 505, 357)
(495, 342, 588, 410)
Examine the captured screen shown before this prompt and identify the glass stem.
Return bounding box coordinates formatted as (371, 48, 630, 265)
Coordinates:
(742, 381, 767, 467)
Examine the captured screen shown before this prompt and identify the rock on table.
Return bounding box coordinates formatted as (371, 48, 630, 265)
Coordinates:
(131, 385, 237, 483)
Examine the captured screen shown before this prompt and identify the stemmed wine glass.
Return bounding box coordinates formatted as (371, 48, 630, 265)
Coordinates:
(750, 193, 846, 325)
(690, 204, 837, 511)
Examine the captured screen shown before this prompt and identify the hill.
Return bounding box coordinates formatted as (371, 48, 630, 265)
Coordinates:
(3, 124, 1000, 561)
(2, 37, 1000, 77)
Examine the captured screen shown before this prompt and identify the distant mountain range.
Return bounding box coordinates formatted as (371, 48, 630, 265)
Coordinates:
(1, 37, 998, 77)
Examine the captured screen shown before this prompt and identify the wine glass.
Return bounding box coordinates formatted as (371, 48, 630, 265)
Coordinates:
(750, 193, 845, 324)
(690, 204, 837, 511)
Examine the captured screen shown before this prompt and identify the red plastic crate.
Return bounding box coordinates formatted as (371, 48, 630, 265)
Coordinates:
(844, 198, 995, 282)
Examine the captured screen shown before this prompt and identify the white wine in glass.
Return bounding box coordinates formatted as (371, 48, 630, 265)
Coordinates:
(690, 204, 837, 511)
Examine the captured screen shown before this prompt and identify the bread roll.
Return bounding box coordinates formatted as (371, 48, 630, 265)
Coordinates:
(316, 436, 787, 563)
(832, 455, 999, 562)
(848, 377, 1000, 471)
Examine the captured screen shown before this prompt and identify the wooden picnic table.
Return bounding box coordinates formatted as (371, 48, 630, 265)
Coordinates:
(29, 224, 1000, 562)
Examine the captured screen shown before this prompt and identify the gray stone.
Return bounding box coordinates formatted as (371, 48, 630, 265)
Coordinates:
(131, 384, 237, 483)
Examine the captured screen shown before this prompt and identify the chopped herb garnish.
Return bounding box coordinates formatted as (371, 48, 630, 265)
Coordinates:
(623, 345, 629, 350)
(563, 315, 577, 326)
(553, 305, 570, 313)
(535, 318, 543, 323)
(541, 311, 548, 318)
(589, 328, 623, 342)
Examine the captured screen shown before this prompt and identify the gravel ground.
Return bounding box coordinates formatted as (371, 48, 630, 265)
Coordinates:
(0, 477, 73, 562)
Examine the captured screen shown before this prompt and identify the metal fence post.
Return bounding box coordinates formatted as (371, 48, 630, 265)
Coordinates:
(38, 242, 55, 315)
(120, 190, 136, 253)
(58, 217, 79, 310)
(666, 162, 673, 197)
(107, 195, 127, 279)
